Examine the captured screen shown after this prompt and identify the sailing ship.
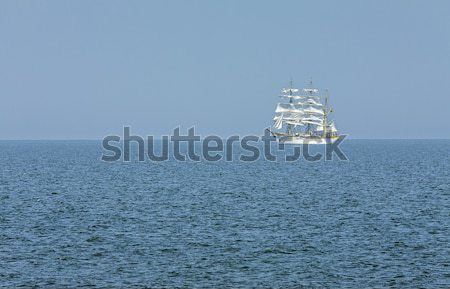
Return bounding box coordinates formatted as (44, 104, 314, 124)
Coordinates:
(270, 80, 340, 144)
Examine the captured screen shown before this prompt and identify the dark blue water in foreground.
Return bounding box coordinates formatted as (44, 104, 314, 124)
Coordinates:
(1, 140, 449, 288)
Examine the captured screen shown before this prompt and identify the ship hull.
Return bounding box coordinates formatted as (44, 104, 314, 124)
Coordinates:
(279, 136, 339, 144)
(274, 133, 339, 144)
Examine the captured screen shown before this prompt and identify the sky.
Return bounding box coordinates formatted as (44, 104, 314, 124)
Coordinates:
(1, 0, 449, 139)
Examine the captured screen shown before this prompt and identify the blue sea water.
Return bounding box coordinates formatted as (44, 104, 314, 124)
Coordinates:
(0, 140, 449, 288)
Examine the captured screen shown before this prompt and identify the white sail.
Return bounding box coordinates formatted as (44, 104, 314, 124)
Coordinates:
(274, 111, 304, 122)
(302, 120, 323, 126)
(283, 115, 303, 122)
(329, 121, 338, 132)
(286, 111, 303, 118)
(303, 88, 319, 93)
(275, 103, 304, 114)
(303, 116, 323, 123)
(274, 113, 283, 129)
(315, 122, 338, 133)
(302, 94, 320, 98)
(304, 99, 322, 106)
(275, 103, 288, 113)
(304, 107, 324, 115)
(285, 120, 305, 126)
(279, 95, 305, 101)
(282, 88, 299, 94)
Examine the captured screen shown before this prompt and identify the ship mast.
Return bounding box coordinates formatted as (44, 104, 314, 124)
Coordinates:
(305, 79, 314, 135)
(323, 89, 329, 137)
(286, 79, 294, 135)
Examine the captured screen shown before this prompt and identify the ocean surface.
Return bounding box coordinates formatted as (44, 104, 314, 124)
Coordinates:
(0, 140, 449, 288)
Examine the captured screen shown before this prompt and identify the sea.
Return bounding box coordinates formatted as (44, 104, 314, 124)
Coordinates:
(0, 140, 449, 288)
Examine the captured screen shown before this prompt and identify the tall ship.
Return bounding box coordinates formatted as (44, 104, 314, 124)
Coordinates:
(270, 80, 340, 144)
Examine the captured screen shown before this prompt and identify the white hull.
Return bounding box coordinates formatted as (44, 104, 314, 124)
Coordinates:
(277, 135, 339, 144)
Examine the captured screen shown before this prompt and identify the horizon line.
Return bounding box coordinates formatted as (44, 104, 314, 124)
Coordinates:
(1, 138, 450, 141)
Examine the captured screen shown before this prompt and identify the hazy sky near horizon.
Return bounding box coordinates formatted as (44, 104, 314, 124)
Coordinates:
(1, 0, 449, 139)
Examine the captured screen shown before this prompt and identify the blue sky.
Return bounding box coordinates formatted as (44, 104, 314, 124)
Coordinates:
(1, 0, 449, 139)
